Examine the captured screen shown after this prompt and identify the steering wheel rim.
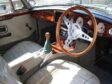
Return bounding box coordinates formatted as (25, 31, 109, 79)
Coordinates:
(56, 5, 98, 57)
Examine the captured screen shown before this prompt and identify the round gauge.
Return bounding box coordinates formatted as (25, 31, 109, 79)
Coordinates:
(76, 17, 83, 27)
(109, 28, 112, 36)
(87, 20, 92, 26)
(98, 22, 105, 34)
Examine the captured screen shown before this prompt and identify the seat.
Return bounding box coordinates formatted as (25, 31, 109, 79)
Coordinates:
(3, 41, 43, 73)
(0, 56, 21, 84)
(0, 56, 100, 84)
(3, 41, 42, 63)
(26, 59, 100, 84)
(1, 41, 100, 84)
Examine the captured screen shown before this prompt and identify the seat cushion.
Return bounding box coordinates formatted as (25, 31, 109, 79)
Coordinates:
(26, 59, 100, 84)
(0, 56, 22, 84)
(3, 41, 43, 75)
(3, 41, 42, 63)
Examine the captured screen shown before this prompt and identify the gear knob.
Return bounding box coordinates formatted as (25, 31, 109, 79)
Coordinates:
(45, 32, 50, 40)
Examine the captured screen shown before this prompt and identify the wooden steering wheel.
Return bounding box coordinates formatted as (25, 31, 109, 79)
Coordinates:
(56, 5, 98, 57)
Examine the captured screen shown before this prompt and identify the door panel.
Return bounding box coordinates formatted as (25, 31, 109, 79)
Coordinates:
(0, 14, 37, 46)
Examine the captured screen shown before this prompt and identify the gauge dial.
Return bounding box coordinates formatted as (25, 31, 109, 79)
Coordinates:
(87, 20, 92, 26)
(109, 28, 112, 36)
(98, 22, 105, 34)
(76, 17, 83, 27)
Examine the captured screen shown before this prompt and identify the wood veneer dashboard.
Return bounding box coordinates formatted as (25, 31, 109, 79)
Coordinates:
(31, 10, 55, 22)
(31, 10, 112, 38)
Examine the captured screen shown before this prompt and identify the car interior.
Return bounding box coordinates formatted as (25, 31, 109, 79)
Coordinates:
(0, 0, 112, 84)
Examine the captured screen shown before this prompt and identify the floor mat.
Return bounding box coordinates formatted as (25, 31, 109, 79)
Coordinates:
(95, 56, 112, 74)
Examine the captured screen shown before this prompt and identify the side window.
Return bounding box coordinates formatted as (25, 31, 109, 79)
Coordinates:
(12, 0, 24, 10)
(0, 0, 12, 15)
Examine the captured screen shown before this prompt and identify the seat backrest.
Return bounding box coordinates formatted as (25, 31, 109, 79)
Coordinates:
(0, 56, 20, 84)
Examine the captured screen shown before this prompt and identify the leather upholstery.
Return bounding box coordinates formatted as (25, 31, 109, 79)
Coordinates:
(3, 41, 43, 75)
(0, 56, 21, 84)
(27, 59, 100, 84)
(2, 41, 100, 84)
(3, 41, 42, 63)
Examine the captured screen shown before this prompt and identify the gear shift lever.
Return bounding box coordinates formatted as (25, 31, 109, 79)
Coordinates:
(39, 32, 52, 66)
(43, 32, 52, 54)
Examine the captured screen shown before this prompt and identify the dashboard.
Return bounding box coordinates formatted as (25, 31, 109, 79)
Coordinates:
(30, 6, 112, 54)
(31, 8, 112, 38)
(30, 5, 112, 55)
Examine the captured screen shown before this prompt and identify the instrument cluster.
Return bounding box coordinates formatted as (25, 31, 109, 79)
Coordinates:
(75, 16, 112, 37)
(96, 22, 112, 37)
(55, 12, 112, 38)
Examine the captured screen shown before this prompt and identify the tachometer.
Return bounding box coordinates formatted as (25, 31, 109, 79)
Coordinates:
(98, 22, 105, 34)
(76, 17, 83, 27)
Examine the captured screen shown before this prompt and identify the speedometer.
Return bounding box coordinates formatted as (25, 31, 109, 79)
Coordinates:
(76, 17, 83, 27)
(98, 22, 105, 34)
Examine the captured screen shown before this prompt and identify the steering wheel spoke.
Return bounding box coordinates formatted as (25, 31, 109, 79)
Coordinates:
(63, 16, 71, 28)
(78, 30, 93, 42)
(64, 37, 72, 48)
